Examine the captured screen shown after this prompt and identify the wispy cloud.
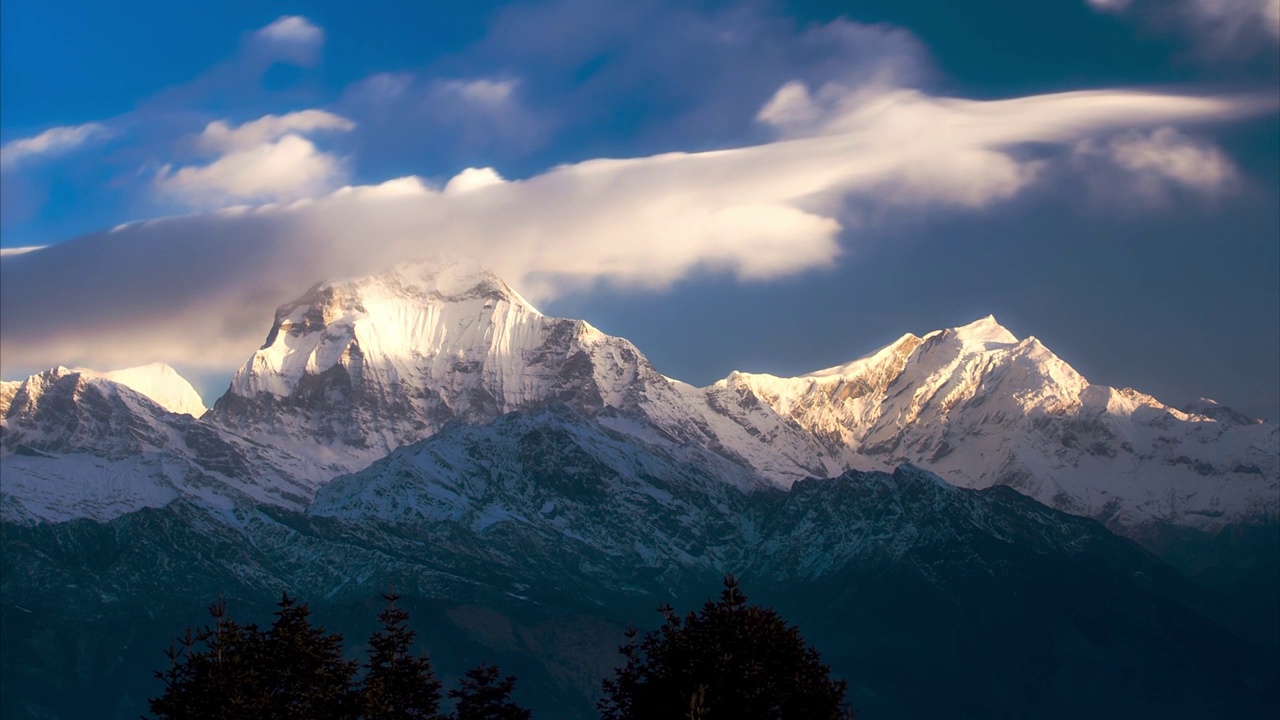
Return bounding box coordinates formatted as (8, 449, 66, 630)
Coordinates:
(250, 15, 325, 66)
(140, 14, 328, 111)
(344, 73, 551, 163)
(1, 86, 1267, 375)
(1073, 126, 1239, 206)
(468, 0, 930, 145)
(436, 78, 518, 106)
(340, 0, 930, 170)
(0, 246, 45, 257)
(0, 123, 111, 169)
(1087, 0, 1279, 55)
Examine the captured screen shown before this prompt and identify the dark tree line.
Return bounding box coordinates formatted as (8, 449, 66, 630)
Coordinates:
(150, 590, 529, 720)
(152, 577, 853, 720)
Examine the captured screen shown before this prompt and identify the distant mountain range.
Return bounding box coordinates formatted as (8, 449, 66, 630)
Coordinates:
(2, 258, 1276, 719)
(5, 258, 1274, 532)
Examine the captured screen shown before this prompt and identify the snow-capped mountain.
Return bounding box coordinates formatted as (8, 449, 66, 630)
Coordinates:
(208, 258, 842, 484)
(84, 362, 207, 417)
(216, 258, 1271, 534)
(4, 259, 1274, 537)
(716, 315, 1279, 532)
(0, 367, 314, 522)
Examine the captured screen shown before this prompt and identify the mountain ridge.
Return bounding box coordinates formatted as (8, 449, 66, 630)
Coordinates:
(714, 312, 1278, 533)
(3, 258, 1275, 537)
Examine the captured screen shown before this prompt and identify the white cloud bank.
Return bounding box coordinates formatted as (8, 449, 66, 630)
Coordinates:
(0, 86, 1271, 376)
(0, 123, 111, 169)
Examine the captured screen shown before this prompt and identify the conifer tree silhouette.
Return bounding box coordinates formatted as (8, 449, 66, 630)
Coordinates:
(449, 663, 532, 720)
(150, 593, 358, 720)
(260, 591, 358, 719)
(361, 588, 446, 720)
(150, 596, 267, 720)
(598, 575, 856, 720)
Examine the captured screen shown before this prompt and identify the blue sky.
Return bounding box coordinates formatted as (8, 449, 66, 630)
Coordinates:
(1, 0, 1278, 418)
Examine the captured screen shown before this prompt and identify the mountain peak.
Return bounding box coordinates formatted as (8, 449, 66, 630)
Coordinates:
(228, 257, 549, 404)
(93, 363, 207, 417)
(22, 363, 208, 417)
(304, 256, 541, 317)
(943, 314, 1018, 348)
(390, 257, 538, 312)
(1180, 397, 1262, 426)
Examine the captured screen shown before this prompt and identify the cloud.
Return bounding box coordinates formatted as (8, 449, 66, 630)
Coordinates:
(443, 167, 506, 194)
(424, 78, 548, 152)
(1073, 126, 1238, 205)
(195, 110, 355, 152)
(756, 84, 1264, 212)
(1104, 127, 1237, 189)
(154, 111, 355, 207)
(343, 74, 552, 165)
(1087, 0, 1279, 55)
(0, 14, 336, 231)
(339, 0, 930, 173)
(436, 78, 518, 106)
(470, 0, 930, 147)
(0, 246, 45, 257)
(251, 15, 325, 66)
(154, 135, 351, 207)
(0, 123, 111, 169)
(138, 14, 327, 114)
(1, 87, 1268, 377)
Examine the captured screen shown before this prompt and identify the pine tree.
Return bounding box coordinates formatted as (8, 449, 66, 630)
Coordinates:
(360, 588, 446, 720)
(449, 663, 532, 720)
(259, 591, 359, 720)
(598, 575, 856, 720)
(150, 596, 268, 719)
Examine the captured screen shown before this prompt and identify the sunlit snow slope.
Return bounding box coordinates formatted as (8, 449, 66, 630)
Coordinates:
(208, 258, 841, 485)
(79, 363, 207, 417)
(715, 315, 1278, 531)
